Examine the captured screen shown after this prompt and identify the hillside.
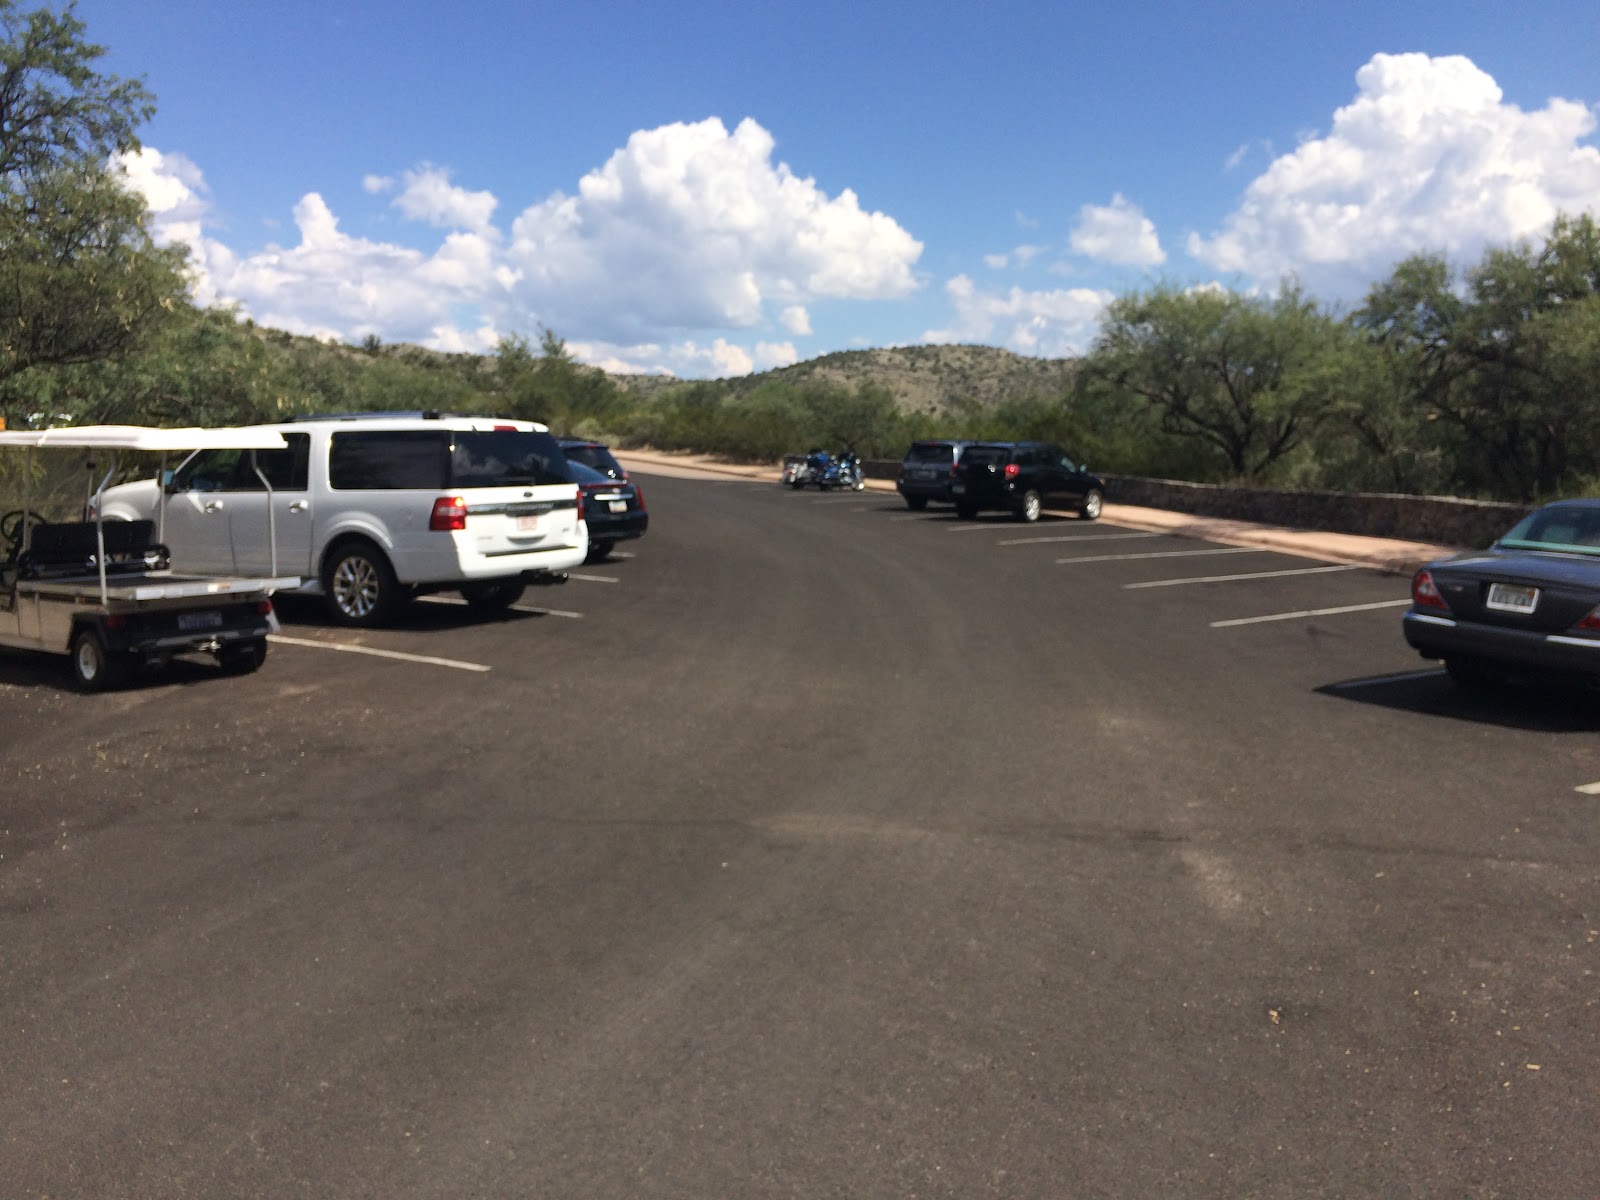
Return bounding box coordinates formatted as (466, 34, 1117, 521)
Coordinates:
(611, 344, 1080, 413)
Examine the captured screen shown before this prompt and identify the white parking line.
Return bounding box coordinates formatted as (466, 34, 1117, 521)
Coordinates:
(1327, 668, 1447, 690)
(268, 634, 493, 672)
(1057, 547, 1268, 565)
(1000, 531, 1161, 547)
(947, 523, 1002, 532)
(567, 572, 621, 584)
(1125, 564, 1359, 589)
(1575, 782, 1600, 795)
(1210, 598, 1413, 628)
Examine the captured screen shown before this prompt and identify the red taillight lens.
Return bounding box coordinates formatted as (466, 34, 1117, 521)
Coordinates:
(429, 496, 467, 531)
(575, 488, 586, 522)
(1574, 605, 1600, 632)
(1004, 463, 1020, 480)
(257, 599, 274, 615)
(104, 614, 127, 630)
(633, 483, 646, 512)
(1411, 570, 1448, 610)
(948, 462, 960, 477)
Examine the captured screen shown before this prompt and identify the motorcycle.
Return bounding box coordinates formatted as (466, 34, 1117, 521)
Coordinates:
(789, 448, 830, 489)
(779, 454, 808, 486)
(818, 447, 865, 491)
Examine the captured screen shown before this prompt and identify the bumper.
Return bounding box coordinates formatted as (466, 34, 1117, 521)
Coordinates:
(585, 512, 649, 542)
(1402, 610, 1600, 680)
(897, 479, 957, 501)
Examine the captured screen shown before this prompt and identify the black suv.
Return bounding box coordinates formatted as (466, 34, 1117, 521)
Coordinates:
(895, 439, 973, 510)
(953, 441, 1105, 522)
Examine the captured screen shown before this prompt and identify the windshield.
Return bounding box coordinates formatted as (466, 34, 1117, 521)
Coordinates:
(1497, 504, 1600, 556)
(451, 431, 569, 487)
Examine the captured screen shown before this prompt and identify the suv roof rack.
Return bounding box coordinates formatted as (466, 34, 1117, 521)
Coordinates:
(281, 410, 461, 423)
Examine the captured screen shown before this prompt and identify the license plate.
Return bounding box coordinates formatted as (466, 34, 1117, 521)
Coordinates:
(608, 500, 627, 513)
(516, 515, 541, 531)
(1486, 582, 1538, 614)
(952, 483, 965, 494)
(177, 610, 223, 631)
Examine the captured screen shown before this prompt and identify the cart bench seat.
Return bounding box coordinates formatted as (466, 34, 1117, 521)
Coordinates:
(19, 520, 169, 579)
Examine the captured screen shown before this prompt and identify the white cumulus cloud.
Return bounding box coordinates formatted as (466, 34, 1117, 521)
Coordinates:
(1188, 52, 1600, 294)
(110, 117, 925, 375)
(924, 276, 1112, 357)
(1070, 194, 1166, 267)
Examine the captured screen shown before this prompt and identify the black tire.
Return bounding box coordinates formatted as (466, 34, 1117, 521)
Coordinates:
(1079, 488, 1104, 521)
(321, 539, 400, 627)
(790, 480, 806, 490)
(904, 496, 928, 512)
(1015, 489, 1042, 523)
(955, 503, 978, 520)
(219, 639, 268, 675)
(460, 579, 527, 611)
(69, 626, 129, 693)
(1445, 657, 1507, 690)
(585, 539, 616, 563)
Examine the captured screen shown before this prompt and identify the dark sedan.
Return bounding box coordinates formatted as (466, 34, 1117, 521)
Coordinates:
(1403, 499, 1600, 687)
(571, 460, 648, 561)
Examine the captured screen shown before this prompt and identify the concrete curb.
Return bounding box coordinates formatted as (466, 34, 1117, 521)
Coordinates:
(614, 450, 1455, 575)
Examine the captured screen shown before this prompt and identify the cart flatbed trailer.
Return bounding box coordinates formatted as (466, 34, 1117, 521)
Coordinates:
(1, 425, 302, 690)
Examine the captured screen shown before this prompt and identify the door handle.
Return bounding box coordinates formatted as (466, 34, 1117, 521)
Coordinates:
(204, 500, 226, 513)
(288, 501, 309, 513)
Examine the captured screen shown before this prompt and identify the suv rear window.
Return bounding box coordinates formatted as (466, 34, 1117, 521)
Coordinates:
(329, 430, 570, 490)
(961, 445, 1011, 468)
(905, 442, 956, 464)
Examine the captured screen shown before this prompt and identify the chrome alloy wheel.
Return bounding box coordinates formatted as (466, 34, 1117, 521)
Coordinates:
(1021, 491, 1042, 522)
(332, 554, 382, 619)
(1082, 489, 1103, 520)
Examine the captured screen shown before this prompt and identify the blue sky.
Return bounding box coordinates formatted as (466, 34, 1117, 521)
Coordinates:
(74, 0, 1600, 378)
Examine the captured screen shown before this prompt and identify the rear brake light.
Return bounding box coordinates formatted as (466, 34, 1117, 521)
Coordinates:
(493, 423, 516, 431)
(575, 489, 585, 522)
(104, 614, 127, 630)
(257, 599, 274, 615)
(1575, 605, 1600, 632)
(1411, 570, 1448, 610)
(1004, 463, 1020, 480)
(948, 463, 959, 477)
(633, 483, 646, 512)
(429, 496, 467, 531)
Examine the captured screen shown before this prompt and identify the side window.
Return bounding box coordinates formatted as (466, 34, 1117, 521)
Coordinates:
(233, 433, 311, 492)
(172, 448, 245, 492)
(329, 431, 448, 490)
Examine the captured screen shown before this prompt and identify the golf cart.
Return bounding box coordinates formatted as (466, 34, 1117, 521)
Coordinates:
(0, 425, 302, 691)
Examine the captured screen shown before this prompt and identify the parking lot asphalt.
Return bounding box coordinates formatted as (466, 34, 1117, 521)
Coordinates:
(2, 465, 1596, 1198)
(614, 448, 1466, 574)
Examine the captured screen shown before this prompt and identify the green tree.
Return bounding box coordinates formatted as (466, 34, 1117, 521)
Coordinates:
(0, 1, 187, 391)
(1088, 282, 1347, 479)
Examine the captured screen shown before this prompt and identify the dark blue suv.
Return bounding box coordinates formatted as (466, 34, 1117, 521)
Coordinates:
(895, 439, 974, 510)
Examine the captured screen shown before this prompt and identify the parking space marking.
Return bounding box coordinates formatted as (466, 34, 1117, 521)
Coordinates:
(1125, 564, 1360, 589)
(1001, 531, 1162, 547)
(1057, 546, 1268, 565)
(946, 524, 1004, 533)
(1327, 668, 1447, 690)
(1575, 782, 1600, 795)
(418, 596, 584, 619)
(567, 572, 621, 584)
(268, 634, 493, 672)
(1210, 598, 1412, 628)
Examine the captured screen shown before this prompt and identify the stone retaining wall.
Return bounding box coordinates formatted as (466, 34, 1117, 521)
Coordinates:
(862, 459, 1530, 549)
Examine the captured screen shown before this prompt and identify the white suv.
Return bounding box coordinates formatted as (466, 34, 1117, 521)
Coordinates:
(96, 412, 588, 626)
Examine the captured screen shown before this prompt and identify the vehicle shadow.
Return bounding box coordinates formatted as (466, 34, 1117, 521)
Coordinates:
(1317, 668, 1600, 733)
(271, 594, 557, 632)
(0, 647, 259, 696)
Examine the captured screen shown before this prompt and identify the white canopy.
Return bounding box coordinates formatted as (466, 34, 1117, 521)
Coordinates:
(0, 424, 287, 451)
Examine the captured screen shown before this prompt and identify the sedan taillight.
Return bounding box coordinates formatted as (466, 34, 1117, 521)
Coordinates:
(1574, 605, 1600, 632)
(429, 496, 467, 531)
(1411, 569, 1449, 610)
(633, 484, 646, 512)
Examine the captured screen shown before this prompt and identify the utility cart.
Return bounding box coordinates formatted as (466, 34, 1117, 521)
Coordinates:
(0, 425, 302, 691)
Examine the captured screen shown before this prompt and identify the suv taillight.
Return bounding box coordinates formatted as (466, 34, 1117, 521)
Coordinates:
(429, 496, 467, 531)
(1411, 570, 1448, 610)
(1004, 463, 1020, 480)
(575, 488, 586, 522)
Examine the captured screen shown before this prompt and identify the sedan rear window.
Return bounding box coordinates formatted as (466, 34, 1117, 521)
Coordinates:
(563, 444, 625, 478)
(1499, 505, 1600, 555)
